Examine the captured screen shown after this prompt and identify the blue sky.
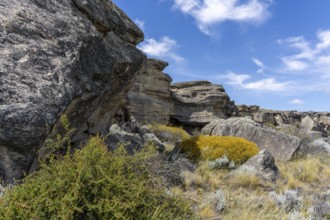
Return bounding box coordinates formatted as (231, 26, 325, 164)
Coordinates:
(114, 0, 330, 112)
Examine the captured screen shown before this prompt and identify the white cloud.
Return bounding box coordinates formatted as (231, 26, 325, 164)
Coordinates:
(316, 30, 330, 51)
(279, 29, 330, 73)
(281, 57, 309, 71)
(134, 19, 145, 31)
(252, 57, 266, 73)
(224, 72, 291, 91)
(252, 58, 265, 69)
(173, 0, 272, 35)
(289, 99, 304, 105)
(138, 36, 184, 62)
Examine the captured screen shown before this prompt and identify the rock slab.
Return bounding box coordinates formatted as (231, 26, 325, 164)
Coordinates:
(241, 149, 279, 182)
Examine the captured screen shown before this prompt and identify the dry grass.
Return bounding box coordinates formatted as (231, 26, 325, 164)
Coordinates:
(228, 171, 262, 189)
(169, 154, 330, 220)
(277, 155, 330, 191)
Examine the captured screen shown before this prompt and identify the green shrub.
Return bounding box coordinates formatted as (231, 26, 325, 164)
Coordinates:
(150, 124, 190, 143)
(0, 137, 193, 220)
(181, 135, 259, 164)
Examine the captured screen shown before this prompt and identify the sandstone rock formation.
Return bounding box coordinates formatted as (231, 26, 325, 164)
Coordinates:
(125, 59, 172, 124)
(170, 81, 238, 126)
(201, 117, 303, 161)
(0, 0, 145, 182)
(125, 78, 238, 127)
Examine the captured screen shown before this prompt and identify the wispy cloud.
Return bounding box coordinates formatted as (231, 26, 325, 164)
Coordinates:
(289, 99, 304, 105)
(224, 72, 291, 92)
(138, 36, 184, 62)
(252, 57, 266, 73)
(173, 0, 272, 35)
(278, 29, 330, 74)
(134, 19, 145, 31)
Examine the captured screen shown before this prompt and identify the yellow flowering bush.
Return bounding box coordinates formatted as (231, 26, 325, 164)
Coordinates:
(181, 135, 259, 164)
(150, 124, 190, 143)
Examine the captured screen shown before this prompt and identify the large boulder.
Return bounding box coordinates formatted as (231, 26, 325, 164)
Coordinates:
(125, 59, 172, 124)
(0, 0, 145, 182)
(201, 117, 303, 161)
(299, 116, 326, 140)
(240, 149, 279, 182)
(170, 81, 238, 126)
(305, 138, 330, 155)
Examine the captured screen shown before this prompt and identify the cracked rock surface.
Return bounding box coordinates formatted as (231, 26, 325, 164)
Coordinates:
(0, 0, 145, 183)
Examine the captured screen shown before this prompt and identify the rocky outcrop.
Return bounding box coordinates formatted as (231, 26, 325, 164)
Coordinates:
(238, 108, 330, 139)
(236, 105, 260, 117)
(125, 59, 172, 124)
(106, 121, 165, 154)
(170, 81, 238, 126)
(240, 149, 279, 182)
(125, 78, 238, 127)
(201, 117, 303, 161)
(0, 0, 145, 182)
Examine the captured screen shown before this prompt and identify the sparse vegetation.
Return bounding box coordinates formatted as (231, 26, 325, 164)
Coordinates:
(1, 119, 330, 220)
(181, 135, 260, 164)
(228, 165, 262, 189)
(168, 145, 330, 219)
(270, 190, 303, 212)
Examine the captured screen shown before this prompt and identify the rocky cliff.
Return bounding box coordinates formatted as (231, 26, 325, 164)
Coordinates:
(0, 0, 145, 183)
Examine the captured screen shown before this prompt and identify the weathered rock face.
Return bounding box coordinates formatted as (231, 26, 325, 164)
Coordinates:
(170, 81, 238, 126)
(125, 59, 172, 124)
(201, 117, 303, 161)
(0, 0, 145, 182)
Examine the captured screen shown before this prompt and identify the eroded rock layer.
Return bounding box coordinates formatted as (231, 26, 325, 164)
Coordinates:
(125, 59, 172, 124)
(170, 81, 238, 126)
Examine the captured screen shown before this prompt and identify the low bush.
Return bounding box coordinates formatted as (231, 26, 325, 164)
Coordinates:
(180, 135, 259, 164)
(150, 124, 190, 144)
(0, 136, 193, 219)
(270, 190, 303, 213)
(204, 189, 226, 212)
